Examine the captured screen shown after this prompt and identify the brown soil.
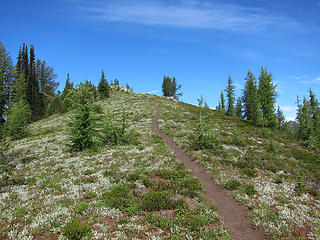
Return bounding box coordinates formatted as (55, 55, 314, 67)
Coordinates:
(152, 102, 270, 240)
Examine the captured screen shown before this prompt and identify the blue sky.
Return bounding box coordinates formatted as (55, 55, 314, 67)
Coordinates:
(1, 0, 320, 120)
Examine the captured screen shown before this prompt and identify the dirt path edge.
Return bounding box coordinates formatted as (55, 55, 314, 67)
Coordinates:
(152, 102, 269, 240)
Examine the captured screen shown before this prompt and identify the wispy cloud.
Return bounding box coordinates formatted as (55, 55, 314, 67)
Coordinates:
(75, 0, 301, 32)
(146, 89, 160, 94)
(299, 77, 320, 84)
(289, 75, 308, 80)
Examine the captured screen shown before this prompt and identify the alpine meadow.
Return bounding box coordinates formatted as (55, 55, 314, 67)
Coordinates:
(1, 0, 320, 239)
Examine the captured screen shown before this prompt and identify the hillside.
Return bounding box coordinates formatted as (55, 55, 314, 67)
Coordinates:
(0, 91, 319, 240)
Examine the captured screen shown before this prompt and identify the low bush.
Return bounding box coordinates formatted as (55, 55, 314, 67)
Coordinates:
(139, 191, 185, 212)
(102, 183, 134, 210)
(62, 217, 91, 240)
(240, 168, 258, 178)
(225, 179, 241, 190)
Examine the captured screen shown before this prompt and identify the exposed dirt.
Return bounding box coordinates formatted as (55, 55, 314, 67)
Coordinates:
(152, 102, 270, 240)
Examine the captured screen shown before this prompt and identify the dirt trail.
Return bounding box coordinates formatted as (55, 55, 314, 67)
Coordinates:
(152, 102, 269, 240)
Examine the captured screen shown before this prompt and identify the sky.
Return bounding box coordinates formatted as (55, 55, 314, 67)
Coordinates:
(1, 0, 320, 120)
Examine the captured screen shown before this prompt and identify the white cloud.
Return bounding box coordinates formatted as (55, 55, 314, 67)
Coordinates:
(280, 105, 295, 111)
(299, 77, 320, 84)
(146, 89, 160, 94)
(76, 0, 300, 32)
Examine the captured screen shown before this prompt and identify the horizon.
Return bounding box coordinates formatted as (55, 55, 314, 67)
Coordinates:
(1, 0, 320, 121)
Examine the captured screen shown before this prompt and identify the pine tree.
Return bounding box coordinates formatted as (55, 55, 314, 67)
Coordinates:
(242, 70, 261, 125)
(296, 97, 313, 143)
(235, 97, 242, 118)
(68, 86, 98, 151)
(0, 42, 14, 125)
(97, 70, 110, 99)
(36, 60, 58, 96)
(197, 95, 204, 107)
(162, 76, 171, 97)
(62, 73, 73, 99)
(276, 106, 285, 130)
(225, 76, 235, 116)
(5, 99, 32, 139)
(219, 91, 225, 112)
(258, 67, 277, 128)
(308, 89, 320, 142)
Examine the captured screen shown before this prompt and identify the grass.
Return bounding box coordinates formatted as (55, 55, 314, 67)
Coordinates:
(0, 91, 229, 239)
(156, 97, 320, 239)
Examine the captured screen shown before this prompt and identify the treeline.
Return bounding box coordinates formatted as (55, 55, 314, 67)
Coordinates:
(0, 41, 132, 139)
(217, 67, 320, 148)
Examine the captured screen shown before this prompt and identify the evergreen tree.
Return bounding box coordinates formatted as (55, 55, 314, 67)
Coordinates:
(97, 70, 110, 99)
(258, 67, 277, 128)
(0, 41, 14, 125)
(68, 86, 98, 151)
(162, 75, 171, 97)
(36, 60, 58, 96)
(197, 95, 204, 107)
(296, 97, 313, 143)
(219, 91, 225, 112)
(62, 73, 73, 98)
(13, 73, 27, 102)
(242, 70, 261, 125)
(5, 99, 32, 139)
(308, 89, 320, 142)
(235, 97, 242, 118)
(225, 76, 235, 116)
(276, 106, 285, 130)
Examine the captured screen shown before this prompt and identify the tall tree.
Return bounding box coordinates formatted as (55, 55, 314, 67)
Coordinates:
(225, 76, 235, 116)
(276, 106, 285, 130)
(62, 73, 73, 99)
(219, 91, 225, 112)
(36, 59, 58, 96)
(258, 67, 277, 128)
(162, 75, 171, 97)
(0, 42, 14, 125)
(235, 97, 242, 118)
(242, 70, 261, 125)
(97, 70, 110, 99)
(296, 97, 313, 143)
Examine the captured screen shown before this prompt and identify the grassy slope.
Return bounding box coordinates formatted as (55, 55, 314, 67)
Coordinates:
(156, 98, 320, 240)
(0, 92, 230, 240)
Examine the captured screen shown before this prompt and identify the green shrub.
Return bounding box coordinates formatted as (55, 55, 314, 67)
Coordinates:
(75, 202, 89, 214)
(139, 191, 184, 212)
(102, 183, 134, 210)
(84, 192, 96, 199)
(241, 184, 256, 196)
(225, 179, 241, 190)
(189, 116, 222, 151)
(102, 111, 135, 145)
(5, 100, 31, 139)
(62, 217, 91, 240)
(240, 168, 258, 178)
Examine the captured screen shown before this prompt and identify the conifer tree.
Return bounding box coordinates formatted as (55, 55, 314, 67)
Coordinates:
(162, 76, 171, 97)
(242, 70, 261, 125)
(36, 60, 58, 96)
(258, 67, 277, 128)
(235, 97, 242, 118)
(97, 70, 110, 99)
(225, 76, 235, 116)
(276, 106, 285, 130)
(5, 99, 32, 139)
(0, 42, 14, 125)
(197, 95, 204, 107)
(296, 97, 313, 143)
(68, 86, 98, 151)
(219, 91, 225, 112)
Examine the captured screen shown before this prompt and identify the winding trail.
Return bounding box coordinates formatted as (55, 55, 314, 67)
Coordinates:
(152, 102, 269, 240)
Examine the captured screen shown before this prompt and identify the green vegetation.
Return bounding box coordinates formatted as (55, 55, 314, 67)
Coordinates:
(62, 217, 92, 240)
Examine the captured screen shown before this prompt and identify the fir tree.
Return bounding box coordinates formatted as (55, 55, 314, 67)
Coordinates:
(5, 99, 32, 139)
(242, 70, 262, 125)
(68, 86, 98, 151)
(258, 67, 277, 128)
(162, 76, 171, 97)
(296, 97, 313, 143)
(219, 91, 225, 112)
(0, 42, 14, 125)
(225, 76, 235, 116)
(36, 60, 58, 96)
(97, 70, 110, 99)
(197, 95, 204, 107)
(235, 97, 242, 118)
(276, 106, 285, 130)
